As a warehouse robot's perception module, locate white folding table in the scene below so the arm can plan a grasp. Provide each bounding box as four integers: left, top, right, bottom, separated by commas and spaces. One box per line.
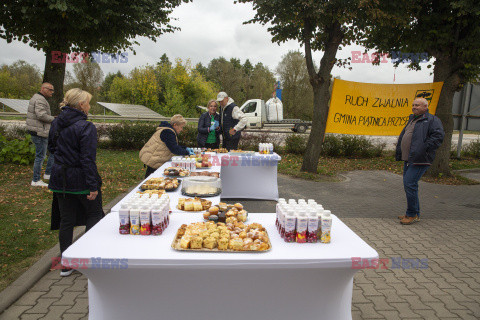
63, 212, 378, 320
219, 152, 281, 200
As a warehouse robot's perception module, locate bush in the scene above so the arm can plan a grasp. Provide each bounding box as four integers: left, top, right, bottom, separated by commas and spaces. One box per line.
104, 122, 156, 149
321, 135, 342, 157
319, 134, 384, 158
177, 123, 198, 148
463, 138, 480, 158
285, 134, 308, 155
0, 134, 35, 165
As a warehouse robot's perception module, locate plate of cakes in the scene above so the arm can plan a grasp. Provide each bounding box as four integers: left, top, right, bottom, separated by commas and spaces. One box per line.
140, 177, 181, 192
171, 218, 271, 252
202, 202, 248, 223
176, 197, 212, 211
163, 167, 190, 177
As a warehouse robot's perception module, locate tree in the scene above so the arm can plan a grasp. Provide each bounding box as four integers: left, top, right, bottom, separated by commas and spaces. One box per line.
73, 61, 104, 94
0, 60, 42, 99
99, 71, 124, 102
361, 0, 480, 176
0, 0, 188, 114
248, 62, 276, 100
239, 0, 367, 173
206, 57, 246, 102
276, 51, 314, 120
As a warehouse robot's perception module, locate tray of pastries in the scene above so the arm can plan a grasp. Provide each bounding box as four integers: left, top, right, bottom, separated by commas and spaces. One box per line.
189, 171, 220, 178
136, 189, 166, 197
140, 177, 181, 192
206, 148, 228, 153
164, 167, 190, 177
203, 202, 247, 223
177, 197, 212, 211
171, 219, 271, 252
228, 149, 255, 155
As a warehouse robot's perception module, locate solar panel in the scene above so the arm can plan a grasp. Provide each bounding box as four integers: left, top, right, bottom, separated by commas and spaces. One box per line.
0, 98, 30, 114
97, 102, 163, 118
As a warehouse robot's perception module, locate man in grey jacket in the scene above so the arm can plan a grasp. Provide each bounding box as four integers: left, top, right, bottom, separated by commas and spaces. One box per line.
26, 83, 55, 187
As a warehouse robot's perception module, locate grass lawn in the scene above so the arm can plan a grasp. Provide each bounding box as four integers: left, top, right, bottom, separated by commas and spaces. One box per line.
0, 148, 478, 292
278, 151, 480, 185
0, 149, 144, 292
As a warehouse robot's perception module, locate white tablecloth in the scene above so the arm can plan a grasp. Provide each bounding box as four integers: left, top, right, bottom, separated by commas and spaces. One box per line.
63, 212, 378, 320
220, 152, 281, 200
110, 162, 222, 212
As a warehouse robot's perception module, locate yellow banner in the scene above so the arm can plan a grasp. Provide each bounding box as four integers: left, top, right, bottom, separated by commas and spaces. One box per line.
325, 79, 444, 136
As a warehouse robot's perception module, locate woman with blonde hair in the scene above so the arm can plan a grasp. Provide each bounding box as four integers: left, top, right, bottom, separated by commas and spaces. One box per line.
197, 99, 221, 149
140, 114, 194, 178
48, 88, 104, 277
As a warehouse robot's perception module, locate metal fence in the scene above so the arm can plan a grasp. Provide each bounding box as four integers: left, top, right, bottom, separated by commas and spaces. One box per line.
453, 83, 480, 131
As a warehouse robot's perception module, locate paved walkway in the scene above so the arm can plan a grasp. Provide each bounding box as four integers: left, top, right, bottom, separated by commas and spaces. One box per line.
1, 171, 479, 319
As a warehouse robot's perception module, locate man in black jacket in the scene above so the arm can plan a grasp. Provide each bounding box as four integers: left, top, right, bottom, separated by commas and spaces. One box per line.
395, 98, 444, 225
216, 92, 247, 151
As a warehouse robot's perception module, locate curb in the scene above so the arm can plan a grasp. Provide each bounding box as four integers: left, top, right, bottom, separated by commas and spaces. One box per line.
0, 188, 133, 314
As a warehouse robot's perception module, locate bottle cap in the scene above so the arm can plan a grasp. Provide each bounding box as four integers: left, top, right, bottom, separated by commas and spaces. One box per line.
323, 210, 331, 217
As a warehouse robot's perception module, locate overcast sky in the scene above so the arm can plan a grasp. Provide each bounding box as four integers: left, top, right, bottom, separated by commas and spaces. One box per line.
0, 0, 434, 85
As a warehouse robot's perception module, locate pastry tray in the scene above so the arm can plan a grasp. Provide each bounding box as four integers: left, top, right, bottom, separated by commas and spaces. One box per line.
171, 228, 272, 253
140, 179, 181, 192
181, 188, 221, 198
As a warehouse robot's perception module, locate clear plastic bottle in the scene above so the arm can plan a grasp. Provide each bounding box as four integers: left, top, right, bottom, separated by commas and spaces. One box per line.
321, 210, 332, 244
296, 210, 308, 243
119, 204, 130, 234
139, 205, 151, 235
307, 210, 319, 243
151, 205, 163, 235
129, 205, 141, 235
284, 209, 297, 242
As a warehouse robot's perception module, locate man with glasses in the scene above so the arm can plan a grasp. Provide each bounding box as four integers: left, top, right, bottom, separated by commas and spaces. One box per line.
26, 82, 55, 187
395, 98, 444, 225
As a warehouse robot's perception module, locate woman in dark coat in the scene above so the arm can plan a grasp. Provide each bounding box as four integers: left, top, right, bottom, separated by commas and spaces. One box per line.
48, 88, 104, 277
197, 99, 221, 149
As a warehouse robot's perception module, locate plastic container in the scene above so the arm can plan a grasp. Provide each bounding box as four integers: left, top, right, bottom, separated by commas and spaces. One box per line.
321, 210, 332, 244
284, 210, 297, 242
307, 211, 319, 243
129, 206, 140, 235
118, 204, 130, 235
296, 211, 308, 243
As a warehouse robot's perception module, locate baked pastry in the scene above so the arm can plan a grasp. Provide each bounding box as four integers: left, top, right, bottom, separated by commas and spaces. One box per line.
180, 236, 191, 249
190, 236, 203, 249
218, 238, 229, 250
203, 237, 217, 249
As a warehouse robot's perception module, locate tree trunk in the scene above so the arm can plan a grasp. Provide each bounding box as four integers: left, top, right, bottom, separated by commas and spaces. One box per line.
427, 56, 461, 177
43, 48, 66, 115
301, 22, 343, 173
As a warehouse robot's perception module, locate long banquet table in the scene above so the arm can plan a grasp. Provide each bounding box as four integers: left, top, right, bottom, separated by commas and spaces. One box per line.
63, 211, 378, 320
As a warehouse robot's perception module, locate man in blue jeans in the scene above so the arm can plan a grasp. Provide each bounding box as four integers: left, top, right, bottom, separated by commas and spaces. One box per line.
26, 83, 55, 187
395, 97, 444, 225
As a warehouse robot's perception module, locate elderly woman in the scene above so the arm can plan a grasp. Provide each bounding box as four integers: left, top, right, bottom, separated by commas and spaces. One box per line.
48, 88, 104, 277
197, 99, 221, 149
140, 114, 194, 178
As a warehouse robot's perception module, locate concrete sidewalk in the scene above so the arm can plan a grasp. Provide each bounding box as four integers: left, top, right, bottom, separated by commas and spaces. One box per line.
1, 171, 479, 319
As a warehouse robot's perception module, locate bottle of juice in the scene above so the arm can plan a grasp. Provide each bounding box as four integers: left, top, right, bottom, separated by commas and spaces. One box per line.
296, 210, 308, 243
151, 205, 163, 235
130, 206, 141, 235
321, 210, 332, 244
306, 210, 319, 243
118, 204, 130, 235
284, 210, 297, 242
140, 205, 151, 235
316, 205, 324, 240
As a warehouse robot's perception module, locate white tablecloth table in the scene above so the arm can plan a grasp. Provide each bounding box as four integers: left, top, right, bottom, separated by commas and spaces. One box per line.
63, 212, 378, 320
110, 162, 222, 212
219, 152, 281, 200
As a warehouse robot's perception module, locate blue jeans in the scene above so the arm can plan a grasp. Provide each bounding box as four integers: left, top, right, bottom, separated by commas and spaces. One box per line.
31, 135, 54, 182
403, 162, 429, 217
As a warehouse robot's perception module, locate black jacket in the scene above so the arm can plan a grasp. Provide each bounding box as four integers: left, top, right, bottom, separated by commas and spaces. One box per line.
221, 102, 241, 141
395, 111, 445, 165
197, 111, 221, 147
48, 106, 102, 192
158, 121, 189, 155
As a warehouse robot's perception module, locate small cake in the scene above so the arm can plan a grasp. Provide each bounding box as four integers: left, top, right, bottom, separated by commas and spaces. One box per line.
190, 236, 203, 249
203, 237, 218, 249
180, 236, 191, 249
218, 237, 229, 250
209, 206, 219, 215
229, 238, 244, 251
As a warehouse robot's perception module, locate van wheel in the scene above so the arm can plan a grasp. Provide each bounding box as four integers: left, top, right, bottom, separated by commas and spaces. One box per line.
296, 124, 307, 133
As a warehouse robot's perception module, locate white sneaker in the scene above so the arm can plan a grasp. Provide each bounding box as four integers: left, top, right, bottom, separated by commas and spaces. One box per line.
43, 174, 50, 180
60, 268, 74, 277
31, 180, 48, 187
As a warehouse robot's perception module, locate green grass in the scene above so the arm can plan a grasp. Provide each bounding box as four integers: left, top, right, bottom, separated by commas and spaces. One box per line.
0, 149, 144, 291
278, 151, 480, 185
